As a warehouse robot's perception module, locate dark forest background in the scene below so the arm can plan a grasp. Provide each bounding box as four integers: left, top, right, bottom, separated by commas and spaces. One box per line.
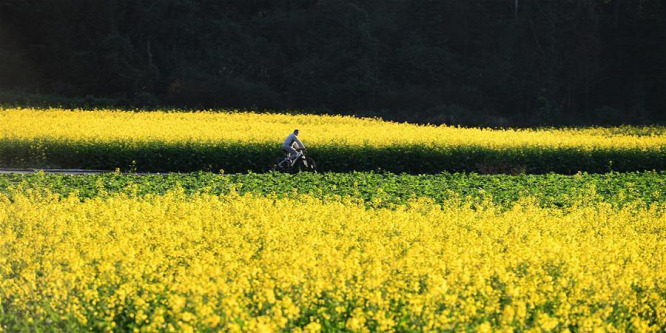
1, 0, 665, 126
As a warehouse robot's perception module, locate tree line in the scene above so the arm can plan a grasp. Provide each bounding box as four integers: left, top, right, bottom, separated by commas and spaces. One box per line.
1, 0, 665, 125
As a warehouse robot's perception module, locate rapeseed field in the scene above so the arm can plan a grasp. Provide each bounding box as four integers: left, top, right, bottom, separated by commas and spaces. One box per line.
1, 108, 666, 173
1, 188, 664, 332
1, 109, 665, 332
2, 108, 665, 149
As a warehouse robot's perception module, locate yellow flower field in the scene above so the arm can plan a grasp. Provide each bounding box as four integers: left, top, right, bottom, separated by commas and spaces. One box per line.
1, 188, 664, 332
2, 107, 665, 173
2, 108, 666, 150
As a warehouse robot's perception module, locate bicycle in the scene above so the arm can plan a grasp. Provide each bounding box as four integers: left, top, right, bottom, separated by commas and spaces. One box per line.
273, 148, 317, 173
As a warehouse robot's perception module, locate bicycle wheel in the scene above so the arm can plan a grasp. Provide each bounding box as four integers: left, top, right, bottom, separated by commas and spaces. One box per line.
298, 157, 317, 172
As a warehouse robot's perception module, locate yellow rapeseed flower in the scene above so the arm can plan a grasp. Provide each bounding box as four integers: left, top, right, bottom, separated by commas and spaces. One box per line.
1, 108, 664, 150
0, 189, 664, 331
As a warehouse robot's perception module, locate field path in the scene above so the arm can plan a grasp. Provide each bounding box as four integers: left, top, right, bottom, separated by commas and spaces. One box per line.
0, 168, 157, 175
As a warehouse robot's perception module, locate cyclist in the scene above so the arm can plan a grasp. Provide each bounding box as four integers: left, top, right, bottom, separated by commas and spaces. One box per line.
281, 129, 306, 165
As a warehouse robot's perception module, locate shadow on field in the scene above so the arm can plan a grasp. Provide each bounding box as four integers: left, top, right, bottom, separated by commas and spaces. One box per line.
1, 139, 665, 174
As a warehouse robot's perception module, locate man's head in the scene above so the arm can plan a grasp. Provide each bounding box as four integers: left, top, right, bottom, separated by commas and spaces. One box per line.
294, 129, 299, 136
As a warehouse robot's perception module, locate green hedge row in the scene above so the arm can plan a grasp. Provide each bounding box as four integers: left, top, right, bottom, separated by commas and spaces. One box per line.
1, 138, 664, 174
2, 171, 664, 209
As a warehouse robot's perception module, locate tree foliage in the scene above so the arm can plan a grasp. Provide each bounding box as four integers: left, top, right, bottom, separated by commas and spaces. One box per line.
1, 0, 665, 125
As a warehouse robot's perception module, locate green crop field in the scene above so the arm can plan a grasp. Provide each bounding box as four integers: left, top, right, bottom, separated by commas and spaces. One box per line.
1, 171, 664, 209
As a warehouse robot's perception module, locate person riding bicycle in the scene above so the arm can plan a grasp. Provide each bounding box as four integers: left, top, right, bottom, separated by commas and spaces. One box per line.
282, 129, 306, 165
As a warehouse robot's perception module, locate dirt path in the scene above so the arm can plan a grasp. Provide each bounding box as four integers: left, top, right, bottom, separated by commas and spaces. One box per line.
0, 168, 157, 175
